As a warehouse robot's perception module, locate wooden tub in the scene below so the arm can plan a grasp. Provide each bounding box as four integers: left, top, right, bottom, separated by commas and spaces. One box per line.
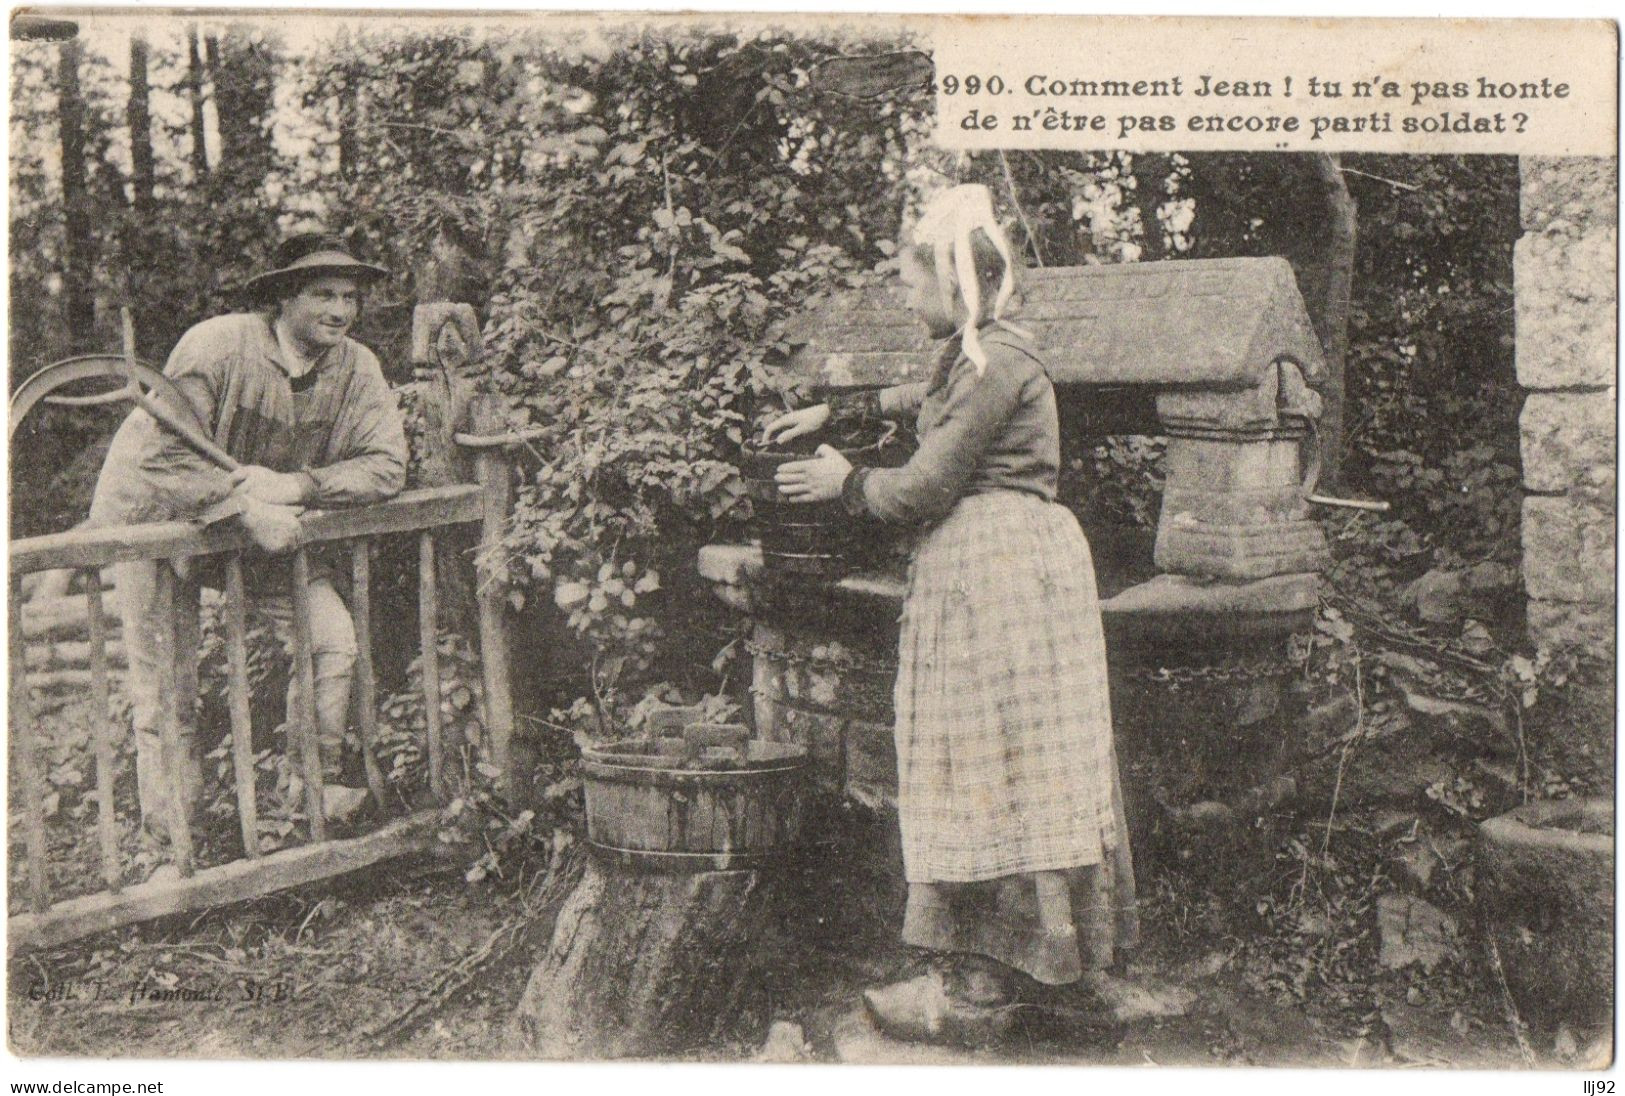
581, 738, 809, 871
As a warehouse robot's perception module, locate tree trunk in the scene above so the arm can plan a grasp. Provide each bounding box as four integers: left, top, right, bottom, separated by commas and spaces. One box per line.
508, 859, 777, 1058
337, 67, 358, 182
206, 30, 276, 179
123, 34, 156, 322
56, 37, 94, 352
185, 25, 209, 181
1128, 152, 1172, 262
126, 35, 154, 214
1309, 153, 1356, 491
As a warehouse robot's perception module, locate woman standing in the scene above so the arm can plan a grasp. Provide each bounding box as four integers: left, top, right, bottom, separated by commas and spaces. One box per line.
767, 185, 1137, 1045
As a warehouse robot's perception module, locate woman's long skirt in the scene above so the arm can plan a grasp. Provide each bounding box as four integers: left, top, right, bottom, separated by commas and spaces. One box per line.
894, 490, 1138, 984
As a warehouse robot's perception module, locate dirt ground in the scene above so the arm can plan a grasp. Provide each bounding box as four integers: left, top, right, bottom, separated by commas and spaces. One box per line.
6, 834, 1585, 1069
6, 700, 1602, 1069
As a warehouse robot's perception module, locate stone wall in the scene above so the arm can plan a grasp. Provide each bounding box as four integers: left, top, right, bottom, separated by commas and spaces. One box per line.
1516, 157, 1617, 652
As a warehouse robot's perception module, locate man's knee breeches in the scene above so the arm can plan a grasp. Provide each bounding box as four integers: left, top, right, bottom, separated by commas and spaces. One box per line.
115, 560, 359, 824
258, 579, 357, 777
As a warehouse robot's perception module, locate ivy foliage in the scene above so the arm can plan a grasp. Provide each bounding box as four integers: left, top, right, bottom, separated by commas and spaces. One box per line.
332, 28, 931, 726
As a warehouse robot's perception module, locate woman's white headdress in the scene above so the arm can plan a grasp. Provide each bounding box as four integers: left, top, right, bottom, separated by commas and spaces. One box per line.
911, 183, 1021, 375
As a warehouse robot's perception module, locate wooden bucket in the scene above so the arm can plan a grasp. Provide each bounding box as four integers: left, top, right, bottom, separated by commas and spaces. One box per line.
580, 737, 809, 871
738, 420, 909, 576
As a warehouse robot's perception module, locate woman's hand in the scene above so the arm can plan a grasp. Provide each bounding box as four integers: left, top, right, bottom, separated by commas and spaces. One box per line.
776, 444, 852, 503
760, 404, 830, 446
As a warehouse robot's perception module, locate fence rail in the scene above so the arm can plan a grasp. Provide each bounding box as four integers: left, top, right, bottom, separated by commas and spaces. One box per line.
8, 482, 515, 952
11, 485, 483, 572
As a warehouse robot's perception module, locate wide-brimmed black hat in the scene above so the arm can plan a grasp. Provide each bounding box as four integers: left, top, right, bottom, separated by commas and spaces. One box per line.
241, 232, 389, 302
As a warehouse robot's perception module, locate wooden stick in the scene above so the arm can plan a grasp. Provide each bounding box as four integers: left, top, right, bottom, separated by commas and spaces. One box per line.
419, 532, 445, 798
122, 305, 240, 472
11, 575, 52, 911
25, 638, 128, 671
127, 384, 240, 471
1308, 493, 1390, 513
475, 441, 517, 801
24, 669, 127, 692
290, 550, 327, 842
9, 809, 446, 954
85, 572, 121, 891
451, 425, 549, 448
350, 541, 386, 809
225, 555, 261, 858
173, 569, 202, 843
154, 561, 195, 876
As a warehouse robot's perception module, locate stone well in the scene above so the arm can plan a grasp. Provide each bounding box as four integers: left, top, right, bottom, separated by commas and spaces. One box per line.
704, 257, 1338, 859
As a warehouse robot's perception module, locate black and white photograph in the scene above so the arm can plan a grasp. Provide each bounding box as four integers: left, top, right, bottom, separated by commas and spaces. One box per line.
3, 7, 1616, 1082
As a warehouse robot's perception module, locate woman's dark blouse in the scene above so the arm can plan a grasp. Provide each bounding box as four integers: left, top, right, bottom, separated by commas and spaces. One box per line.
836, 326, 1059, 526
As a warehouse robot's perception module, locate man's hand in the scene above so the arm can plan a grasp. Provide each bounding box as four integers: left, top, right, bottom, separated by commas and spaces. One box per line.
238, 497, 304, 554
231, 465, 312, 505
775, 444, 852, 503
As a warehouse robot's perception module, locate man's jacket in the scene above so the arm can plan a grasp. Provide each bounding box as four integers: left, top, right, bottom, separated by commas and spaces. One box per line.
89, 313, 408, 530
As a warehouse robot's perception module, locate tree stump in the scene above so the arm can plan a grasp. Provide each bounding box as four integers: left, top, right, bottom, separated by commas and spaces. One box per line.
508, 858, 777, 1059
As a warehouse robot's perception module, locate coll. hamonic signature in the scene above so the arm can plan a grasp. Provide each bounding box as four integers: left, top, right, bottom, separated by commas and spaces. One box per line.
25, 980, 295, 1005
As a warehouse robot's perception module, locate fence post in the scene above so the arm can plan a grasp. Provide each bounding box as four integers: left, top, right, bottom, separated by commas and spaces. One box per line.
409, 301, 484, 642
472, 392, 519, 804
11, 575, 51, 910
350, 541, 387, 809
418, 532, 446, 798
290, 550, 326, 842
411, 299, 525, 804
224, 555, 261, 858
85, 572, 121, 888
154, 560, 195, 875
172, 568, 202, 825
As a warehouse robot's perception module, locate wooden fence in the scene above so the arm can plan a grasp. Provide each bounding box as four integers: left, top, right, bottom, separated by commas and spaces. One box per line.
8, 469, 519, 952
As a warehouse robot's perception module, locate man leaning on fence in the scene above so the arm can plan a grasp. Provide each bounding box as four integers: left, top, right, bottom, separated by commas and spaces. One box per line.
88, 232, 409, 846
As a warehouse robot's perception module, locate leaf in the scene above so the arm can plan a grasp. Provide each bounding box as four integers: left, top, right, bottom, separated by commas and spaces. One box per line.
554, 581, 590, 610
1315, 616, 1355, 644
1459, 620, 1493, 655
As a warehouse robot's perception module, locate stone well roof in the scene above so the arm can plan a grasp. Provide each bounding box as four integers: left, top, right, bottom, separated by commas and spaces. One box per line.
789, 256, 1326, 393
